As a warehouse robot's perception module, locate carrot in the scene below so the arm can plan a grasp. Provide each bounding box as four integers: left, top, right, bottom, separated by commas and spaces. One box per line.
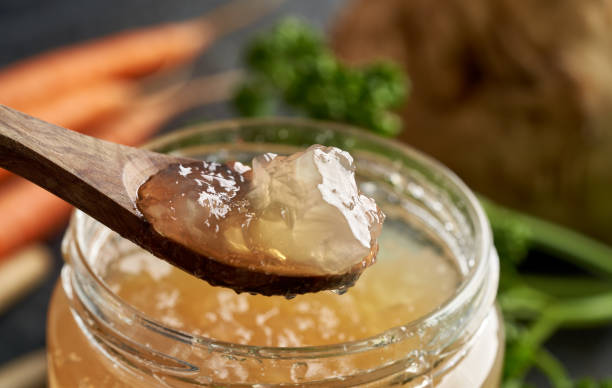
0, 179, 73, 259
87, 69, 243, 143
0, 0, 282, 111
0, 20, 209, 111
0, 70, 241, 259
0, 79, 138, 184
21, 78, 137, 129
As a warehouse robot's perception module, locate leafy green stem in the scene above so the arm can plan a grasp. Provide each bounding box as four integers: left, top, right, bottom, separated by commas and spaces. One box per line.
533, 349, 573, 388
481, 197, 612, 277
521, 275, 612, 298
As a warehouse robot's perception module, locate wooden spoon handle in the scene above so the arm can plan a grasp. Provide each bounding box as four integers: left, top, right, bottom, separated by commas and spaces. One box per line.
0, 104, 130, 201
0, 104, 163, 238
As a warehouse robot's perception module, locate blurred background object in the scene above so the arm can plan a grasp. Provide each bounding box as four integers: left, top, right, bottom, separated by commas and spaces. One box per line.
332, 0, 612, 245
0, 349, 46, 388
0, 246, 51, 316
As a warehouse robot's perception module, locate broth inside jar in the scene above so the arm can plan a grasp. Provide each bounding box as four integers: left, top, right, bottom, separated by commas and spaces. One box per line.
100, 206, 461, 347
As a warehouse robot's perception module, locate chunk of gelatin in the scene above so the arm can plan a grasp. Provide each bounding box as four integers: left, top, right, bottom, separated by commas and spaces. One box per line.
137, 145, 384, 277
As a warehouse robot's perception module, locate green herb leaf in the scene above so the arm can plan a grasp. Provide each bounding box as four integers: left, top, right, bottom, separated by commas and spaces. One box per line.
234, 18, 408, 136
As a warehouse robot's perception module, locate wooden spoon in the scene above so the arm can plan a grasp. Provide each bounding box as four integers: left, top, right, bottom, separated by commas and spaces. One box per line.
0, 105, 364, 296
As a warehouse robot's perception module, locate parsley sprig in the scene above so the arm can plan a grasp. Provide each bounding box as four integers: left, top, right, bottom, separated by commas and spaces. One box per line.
233, 18, 407, 136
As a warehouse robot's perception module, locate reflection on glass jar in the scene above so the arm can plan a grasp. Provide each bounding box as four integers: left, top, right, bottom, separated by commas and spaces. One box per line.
47, 119, 503, 387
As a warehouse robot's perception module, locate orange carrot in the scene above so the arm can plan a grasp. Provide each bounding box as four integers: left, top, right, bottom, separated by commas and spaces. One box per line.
0, 0, 281, 111
0, 20, 209, 111
0, 79, 138, 184
89, 69, 243, 143
0, 70, 241, 259
0, 179, 73, 259
21, 79, 137, 129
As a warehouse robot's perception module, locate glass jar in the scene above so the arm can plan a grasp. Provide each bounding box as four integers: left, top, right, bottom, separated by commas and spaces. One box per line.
47, 118, 503, 387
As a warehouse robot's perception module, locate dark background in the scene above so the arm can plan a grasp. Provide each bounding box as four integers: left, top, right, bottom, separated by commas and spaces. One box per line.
0, 0, 610, 386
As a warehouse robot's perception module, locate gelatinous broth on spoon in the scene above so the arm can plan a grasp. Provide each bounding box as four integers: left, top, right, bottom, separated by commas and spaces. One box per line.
136, 145, 385, 287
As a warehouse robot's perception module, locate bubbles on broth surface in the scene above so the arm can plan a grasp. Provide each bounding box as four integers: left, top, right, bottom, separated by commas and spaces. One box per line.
103, 215, 460, 347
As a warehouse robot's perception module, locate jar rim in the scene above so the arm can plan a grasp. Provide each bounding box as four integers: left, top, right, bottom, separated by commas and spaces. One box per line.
66, 117, 494, 359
